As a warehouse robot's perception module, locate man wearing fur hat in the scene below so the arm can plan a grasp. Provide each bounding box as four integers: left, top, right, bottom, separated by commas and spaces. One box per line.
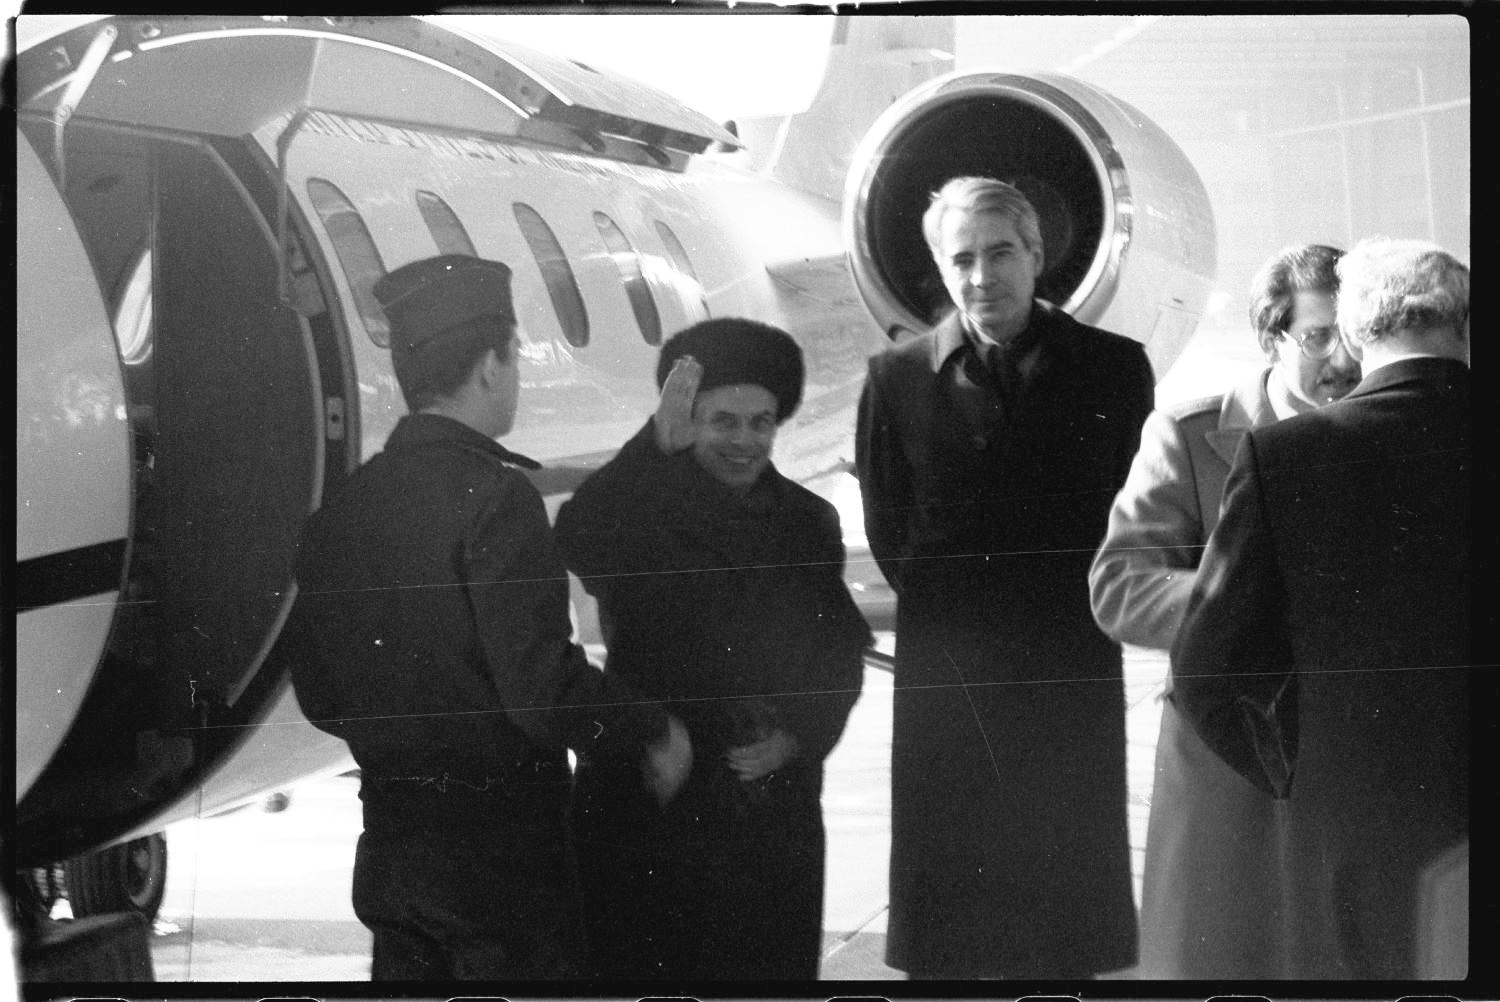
856, 177, 1154, 978
274, 255, 692, 980
555, 318, 871, 980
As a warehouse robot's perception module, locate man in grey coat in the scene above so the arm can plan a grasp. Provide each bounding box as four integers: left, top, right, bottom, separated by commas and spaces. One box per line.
1089, 244, 1358, 978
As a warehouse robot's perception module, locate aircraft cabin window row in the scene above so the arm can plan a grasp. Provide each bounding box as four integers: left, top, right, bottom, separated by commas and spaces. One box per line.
307, 180, 709, 352
513, 202, 591, 348
307, 178, 391, 347
655, 221, 711, 321
594, 211, 663, 346
415, 191, 478, 258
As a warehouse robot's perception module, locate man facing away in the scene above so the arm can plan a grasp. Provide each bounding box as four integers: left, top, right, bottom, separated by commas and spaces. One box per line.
1088, 244, 1359, 978
856, 176, 1154, 978
272, 255, 691, 980
1172, 238, 1470, 979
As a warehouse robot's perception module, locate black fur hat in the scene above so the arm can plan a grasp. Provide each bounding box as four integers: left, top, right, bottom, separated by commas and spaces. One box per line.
655, 318, 805, 423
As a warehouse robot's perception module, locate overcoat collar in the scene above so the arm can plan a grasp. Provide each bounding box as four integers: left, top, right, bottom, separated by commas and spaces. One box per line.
929, 310, 971, 367
1205, 368, 1276, 464
385, 412, 541, 469
1344, 355, 1468, 399
928, 301, 1083, 374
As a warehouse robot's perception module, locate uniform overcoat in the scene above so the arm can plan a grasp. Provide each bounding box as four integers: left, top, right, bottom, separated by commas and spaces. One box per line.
278, 413, 668, 979
1173, 357, 1470, 979
1089, 369, 1288, 978
856, 302, 1154, 977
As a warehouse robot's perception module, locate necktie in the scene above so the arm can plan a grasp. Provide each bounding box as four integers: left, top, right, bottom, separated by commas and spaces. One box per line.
985, 342, 1026, 413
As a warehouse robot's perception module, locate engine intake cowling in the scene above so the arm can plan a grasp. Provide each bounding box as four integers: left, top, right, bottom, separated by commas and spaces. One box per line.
843, 70, 1216, 377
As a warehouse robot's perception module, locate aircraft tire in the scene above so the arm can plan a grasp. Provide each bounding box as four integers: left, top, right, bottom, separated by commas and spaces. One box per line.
66, 833, 168, 920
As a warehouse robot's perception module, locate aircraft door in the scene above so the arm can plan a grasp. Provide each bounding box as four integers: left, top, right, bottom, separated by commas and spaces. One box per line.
15, 128, 133, 802
145, 138, 322, 717
14, 120, 328, 862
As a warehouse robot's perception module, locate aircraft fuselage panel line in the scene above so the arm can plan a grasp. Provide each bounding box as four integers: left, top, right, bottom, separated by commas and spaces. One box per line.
15, 539, 130, 612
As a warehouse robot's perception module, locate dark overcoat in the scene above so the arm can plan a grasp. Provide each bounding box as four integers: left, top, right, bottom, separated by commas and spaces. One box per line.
856, 303, 1154, 977
554, 423, 871, 981
1173, 357, 1471, 979
277, 413, 668, 979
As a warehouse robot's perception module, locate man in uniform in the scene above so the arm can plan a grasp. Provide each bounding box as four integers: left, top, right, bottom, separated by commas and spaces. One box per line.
273, 255, 691, 980
856, 177, 1153, 978
1088, 244, 1358, 978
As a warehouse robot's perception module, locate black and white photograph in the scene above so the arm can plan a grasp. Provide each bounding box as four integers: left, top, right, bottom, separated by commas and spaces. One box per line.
11, 7, 1477, 996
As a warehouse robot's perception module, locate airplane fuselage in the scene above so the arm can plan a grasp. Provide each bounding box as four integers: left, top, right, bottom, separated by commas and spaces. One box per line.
14, 17, 884, 864
15, 14, 1214, 881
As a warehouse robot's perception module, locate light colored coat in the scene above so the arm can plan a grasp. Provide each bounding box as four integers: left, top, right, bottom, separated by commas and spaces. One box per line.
1089, 369, 1287, 979
1090, 369, 1276, 650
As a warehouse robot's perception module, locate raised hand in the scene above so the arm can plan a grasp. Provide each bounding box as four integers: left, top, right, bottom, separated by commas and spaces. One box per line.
653, 355, 703, 453
643, 715, 693, 805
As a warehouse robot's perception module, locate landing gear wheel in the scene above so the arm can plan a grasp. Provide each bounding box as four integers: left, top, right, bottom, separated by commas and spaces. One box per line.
66, 832, 168, 920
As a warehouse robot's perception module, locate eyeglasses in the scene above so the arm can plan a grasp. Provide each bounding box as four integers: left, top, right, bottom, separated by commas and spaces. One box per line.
1277, 325, 1342, 360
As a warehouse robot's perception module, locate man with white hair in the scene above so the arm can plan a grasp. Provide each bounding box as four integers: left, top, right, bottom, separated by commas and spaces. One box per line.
1171, 237, 1470, 979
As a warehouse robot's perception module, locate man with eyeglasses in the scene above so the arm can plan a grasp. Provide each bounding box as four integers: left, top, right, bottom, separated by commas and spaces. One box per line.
1088, 243, 1355, 978
1171, 237, 1469, 979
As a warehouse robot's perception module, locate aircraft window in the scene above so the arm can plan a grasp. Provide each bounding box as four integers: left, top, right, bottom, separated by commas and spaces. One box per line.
653, 221, 711, 319
415, 190, 477, 257
593, 212, 663, 346
113, 247, 154, 365
306, 178, 391, 347
514, 202, 589, 347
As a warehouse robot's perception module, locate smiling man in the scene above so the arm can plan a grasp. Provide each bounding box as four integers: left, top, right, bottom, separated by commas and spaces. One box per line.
855, 176, 1155, 979
686, 381, 779, 490
555, 317, 870, 980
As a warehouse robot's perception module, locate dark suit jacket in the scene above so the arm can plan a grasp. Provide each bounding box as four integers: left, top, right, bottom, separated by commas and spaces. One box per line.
1172, 355, 1470, 978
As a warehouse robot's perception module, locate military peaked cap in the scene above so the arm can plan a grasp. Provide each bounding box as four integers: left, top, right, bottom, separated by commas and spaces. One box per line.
373, 255, 515, 354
